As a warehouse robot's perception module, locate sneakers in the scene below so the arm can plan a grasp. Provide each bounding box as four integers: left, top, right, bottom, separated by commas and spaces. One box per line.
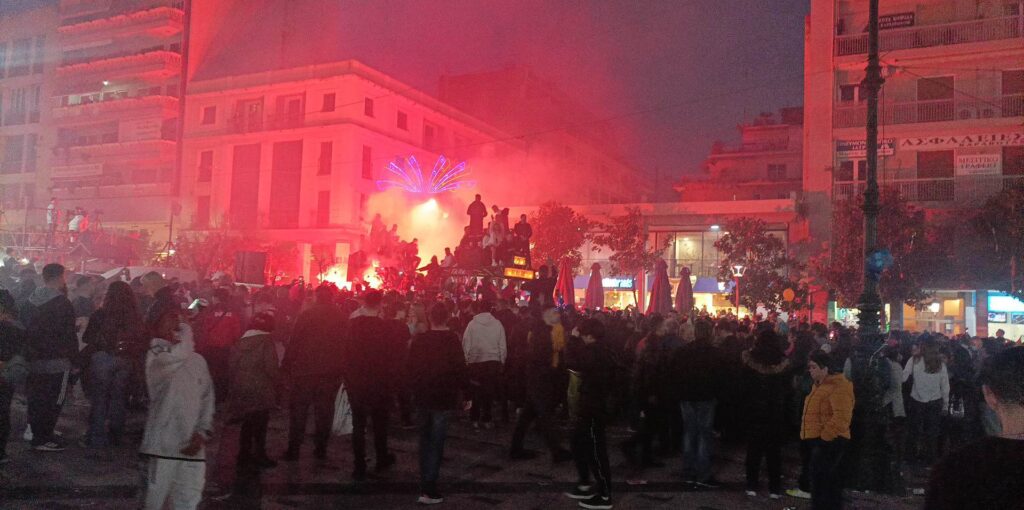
565, 484, 594, 499
578, 495, 613, 509
417, 493, 444, 505
745, 490, 757, 497
34, 441, 67, 452
786, 488, 812, 499
769, 493, 782, 500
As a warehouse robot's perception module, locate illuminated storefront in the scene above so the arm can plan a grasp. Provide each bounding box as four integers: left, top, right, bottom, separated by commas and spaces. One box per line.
987, 292, 1024, 341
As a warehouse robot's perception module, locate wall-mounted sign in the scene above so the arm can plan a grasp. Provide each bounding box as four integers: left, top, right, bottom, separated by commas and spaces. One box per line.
900, 132, 1024, 149
879, 12, 915, 30
504, 267, 536, 280
956, 153, 1001, 176
602, 277, 635, 289
836, 138, 895, 158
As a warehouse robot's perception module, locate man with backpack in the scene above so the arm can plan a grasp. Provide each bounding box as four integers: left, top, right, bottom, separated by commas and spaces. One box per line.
20, 263, 77, 452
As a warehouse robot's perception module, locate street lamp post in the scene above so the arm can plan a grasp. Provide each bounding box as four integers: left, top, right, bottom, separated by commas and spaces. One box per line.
732, 263, 746, 316
857, 0, 884, 335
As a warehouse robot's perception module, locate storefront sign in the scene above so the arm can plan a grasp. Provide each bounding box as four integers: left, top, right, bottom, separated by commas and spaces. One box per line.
512, 255, 527, 267
602, 277, 634, 289
900, 132, 1024, 149
989, 294, 1024, 313
120, 117, 163, 141
836, 138, 895, 158
503, 267, 536, 280
879, 12, 914, 30
956, 153, 1001, 176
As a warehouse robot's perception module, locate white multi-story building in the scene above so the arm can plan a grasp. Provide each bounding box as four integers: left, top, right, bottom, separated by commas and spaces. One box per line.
804, 0, 1024, 334
181, 59, 521, 280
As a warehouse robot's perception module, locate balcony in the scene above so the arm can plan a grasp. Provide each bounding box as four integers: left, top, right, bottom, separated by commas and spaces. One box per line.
833, 174, 1024, 204
52, 94, 178, 120
709, 139, 797, 155
59, 6, 184, 38
835, 15, 1022, 56
57, 50, 181, 81
50, 163, 104, 179
834, 94, 1024, 128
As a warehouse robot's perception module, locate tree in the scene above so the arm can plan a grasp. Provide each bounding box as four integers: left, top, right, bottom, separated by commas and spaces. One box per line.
714, 217, 799, 311
529, 201, 592, 273
592, 207, 670, 303
811, 190, 933, 309
954, 185, 1024, 301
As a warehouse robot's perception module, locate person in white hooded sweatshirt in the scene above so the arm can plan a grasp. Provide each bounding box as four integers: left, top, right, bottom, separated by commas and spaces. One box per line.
462, 301, 506, 429
140, 298, 214, 510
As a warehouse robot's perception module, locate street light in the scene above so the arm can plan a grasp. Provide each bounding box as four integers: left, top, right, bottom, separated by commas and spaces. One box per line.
732, 264, 746, 316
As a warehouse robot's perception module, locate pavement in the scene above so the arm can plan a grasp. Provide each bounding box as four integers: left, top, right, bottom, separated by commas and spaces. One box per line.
1, 387, 926, 509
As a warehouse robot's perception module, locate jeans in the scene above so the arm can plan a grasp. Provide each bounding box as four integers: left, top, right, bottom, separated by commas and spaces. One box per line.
287, 375, 338, 456
27, 370, 70, 447
680, 400, 716, 482
0, 382, 13, 455
468, 361, 501, 424
810, 438, 848, 510
572, 416, 611, 498
351, 394, 390, 472
238, 410, 270, 465
745, 425, 782, 493
417, 409, 450, 494
86, 351, 130, 447
906, 398, 942, 464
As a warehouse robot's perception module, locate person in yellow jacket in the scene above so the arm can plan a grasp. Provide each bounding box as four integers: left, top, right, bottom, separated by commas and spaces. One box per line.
800, 350, 854, 510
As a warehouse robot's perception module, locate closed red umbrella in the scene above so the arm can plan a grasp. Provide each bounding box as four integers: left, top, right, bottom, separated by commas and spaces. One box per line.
554, 257, 576, 309
645, 258, 672, 315
584, 263, 604, 310
675, 266, 695, 314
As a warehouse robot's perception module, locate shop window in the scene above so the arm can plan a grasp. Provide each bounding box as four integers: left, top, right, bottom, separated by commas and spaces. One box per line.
1004, 146, 1024, 176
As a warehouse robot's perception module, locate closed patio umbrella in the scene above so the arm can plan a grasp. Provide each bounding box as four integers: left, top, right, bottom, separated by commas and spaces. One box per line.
675, 266, 695, 314
645, 258, 672, 315
584, 263, 604, 310
553, 257, 576, 309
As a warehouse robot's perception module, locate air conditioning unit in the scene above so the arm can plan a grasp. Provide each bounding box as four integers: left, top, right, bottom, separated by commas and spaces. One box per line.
957, 107, 977, 120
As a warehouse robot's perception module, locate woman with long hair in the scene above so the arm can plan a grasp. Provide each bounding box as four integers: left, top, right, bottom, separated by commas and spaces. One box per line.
81, 281, 146, 447
741, 329, 791, 499
902, 336, 950, 465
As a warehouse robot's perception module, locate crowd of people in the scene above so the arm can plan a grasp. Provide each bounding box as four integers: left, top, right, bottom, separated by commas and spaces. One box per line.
0, 257, 1022, 509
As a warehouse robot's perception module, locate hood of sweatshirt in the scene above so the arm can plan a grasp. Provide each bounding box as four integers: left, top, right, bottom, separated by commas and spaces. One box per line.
28, 286, 63, 307
236, 330, 271, 351
470, 312, 500, 328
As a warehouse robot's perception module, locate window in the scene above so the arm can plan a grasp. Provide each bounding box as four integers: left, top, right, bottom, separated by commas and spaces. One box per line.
316, 190, 331, 226
8, 39, 30, 77
423, 122, 436, 149
32, 36, 44, 74
358, 193, 367, 221
917, 76, 954, 122
917, 150, 954, 178
321, 93, 336, 112
767, 164, 787, 181
836, 160, 866, 181
839, 84, 861, 103
361, 145, 373, 179
24, 134, 36, 172
397, 111, 408, 130
364, 97, 374, 117
201, 106, 217, 125
1003, 70, 1024, 117
318, 142, 332, 175
0, 43, 6, 78
195, 196, 210, 228
1004, 146, 1024, 176
2, 135, 24, 174
28, 85, 40, 123
6, 88, 26, 125
197, 150, 213, 182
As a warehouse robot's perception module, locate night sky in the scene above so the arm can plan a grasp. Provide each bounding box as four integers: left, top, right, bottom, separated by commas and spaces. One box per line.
3, 0, 810, 197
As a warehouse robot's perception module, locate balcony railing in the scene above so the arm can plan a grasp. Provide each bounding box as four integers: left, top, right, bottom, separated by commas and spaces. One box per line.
833, 174, 1024, 203
834, 94, 1024, 128
710, 139, 796, 155
836, 15, 1022, 56
52, 94, 178, 120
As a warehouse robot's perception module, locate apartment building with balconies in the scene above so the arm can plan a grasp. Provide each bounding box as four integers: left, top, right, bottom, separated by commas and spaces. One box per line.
47, 0, 184, 233
804, 0, 1024, 333
181, 59, 522, 280
0, 3, 58, 228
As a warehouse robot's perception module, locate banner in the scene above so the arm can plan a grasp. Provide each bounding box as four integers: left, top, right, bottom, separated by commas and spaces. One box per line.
879, 12, 915, 30
900, 132, 1024, 149
956, 153, 1001, 176
836, 138, 895, 158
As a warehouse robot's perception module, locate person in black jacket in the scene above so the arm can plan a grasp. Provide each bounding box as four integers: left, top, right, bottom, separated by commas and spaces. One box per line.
740, 330, 791, 498
674, 318, 726, 487
344, 290, 404, 480
0, 289, 27, 462
406, 302, 467, 505
20, 263, 76, 452
281, 285, 346, 461
80, 281, 146, 448
563, 318, 616, 510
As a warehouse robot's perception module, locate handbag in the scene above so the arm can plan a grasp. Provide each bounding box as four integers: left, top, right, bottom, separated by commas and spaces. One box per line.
948, 395, 965, 420
332, 383, 353, 436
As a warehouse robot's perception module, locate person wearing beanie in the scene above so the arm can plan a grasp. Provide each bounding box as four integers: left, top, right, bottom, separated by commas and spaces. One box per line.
139, 298, 214, 510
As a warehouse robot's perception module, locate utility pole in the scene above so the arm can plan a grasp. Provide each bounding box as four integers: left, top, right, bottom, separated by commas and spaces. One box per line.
857, 0, 884, 335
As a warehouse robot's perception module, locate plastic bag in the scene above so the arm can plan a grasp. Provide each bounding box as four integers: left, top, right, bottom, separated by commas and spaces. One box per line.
332, 383, 353, 436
